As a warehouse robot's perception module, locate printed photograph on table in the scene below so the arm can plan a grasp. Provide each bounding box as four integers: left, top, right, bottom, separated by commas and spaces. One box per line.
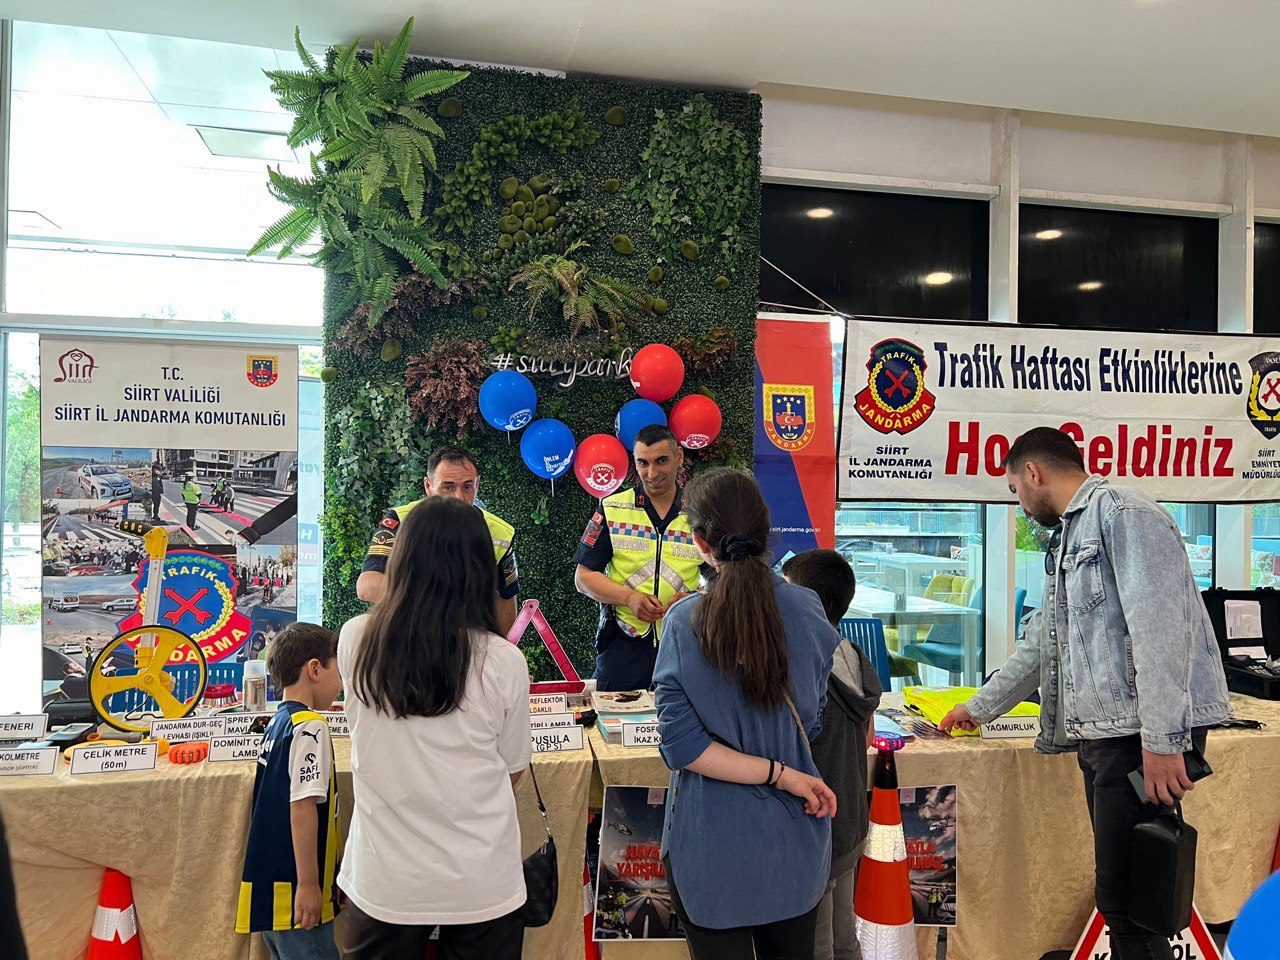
900, 784, 958, 927
594, 785, 684, 941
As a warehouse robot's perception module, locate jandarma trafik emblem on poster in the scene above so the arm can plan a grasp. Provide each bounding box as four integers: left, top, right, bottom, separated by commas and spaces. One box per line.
854, 338, 937, 436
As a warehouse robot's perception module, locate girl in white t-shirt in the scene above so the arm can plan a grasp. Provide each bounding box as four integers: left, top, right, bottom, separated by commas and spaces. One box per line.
335, 496, 531, 960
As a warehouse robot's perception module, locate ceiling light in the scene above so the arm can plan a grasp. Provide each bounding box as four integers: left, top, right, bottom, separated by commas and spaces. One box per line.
1078, 281, 1103, 292
806, 207, 835, 219
8, 209, 60, 233
924, 272, 953, 286
1035, 229, 1063, 240
194, 126, 297, 162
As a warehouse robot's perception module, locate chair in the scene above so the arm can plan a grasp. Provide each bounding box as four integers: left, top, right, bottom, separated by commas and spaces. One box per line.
837, 618, 891, 690
902, 586, 985, 685
1014, 587, 1027, 628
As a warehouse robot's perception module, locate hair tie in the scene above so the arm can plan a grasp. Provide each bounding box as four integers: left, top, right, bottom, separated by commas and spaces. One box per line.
717, 533, 763, 562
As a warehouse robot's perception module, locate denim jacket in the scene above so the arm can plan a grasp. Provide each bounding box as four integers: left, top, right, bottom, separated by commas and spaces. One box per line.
969, 475, 1231, 755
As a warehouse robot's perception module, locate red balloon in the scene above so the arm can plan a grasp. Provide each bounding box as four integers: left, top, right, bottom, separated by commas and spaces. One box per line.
670, 394, 722, 449
574, 433, 630, 497
629, 344, 685, 402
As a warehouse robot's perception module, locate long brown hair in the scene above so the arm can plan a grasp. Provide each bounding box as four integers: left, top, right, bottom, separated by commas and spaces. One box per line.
352, 496, 500, 717
683, 468, 787, 709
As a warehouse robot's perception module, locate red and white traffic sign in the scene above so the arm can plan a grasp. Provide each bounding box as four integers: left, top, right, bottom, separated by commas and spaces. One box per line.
1070, 906, 1221, 960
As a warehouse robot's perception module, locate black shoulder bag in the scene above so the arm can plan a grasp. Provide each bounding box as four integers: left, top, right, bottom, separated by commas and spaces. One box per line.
1127, 800, 1197, 937
519, 764, 558, 927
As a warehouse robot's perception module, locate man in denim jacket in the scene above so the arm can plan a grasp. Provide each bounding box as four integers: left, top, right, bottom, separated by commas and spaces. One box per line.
941, 427, 1231, 960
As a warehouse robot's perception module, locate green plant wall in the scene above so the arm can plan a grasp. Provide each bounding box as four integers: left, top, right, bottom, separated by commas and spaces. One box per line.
317, 50, 761, 679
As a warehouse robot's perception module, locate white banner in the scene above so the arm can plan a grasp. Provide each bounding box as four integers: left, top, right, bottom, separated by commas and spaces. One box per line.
838, 318, 1280, 502
41, 337, 297, 449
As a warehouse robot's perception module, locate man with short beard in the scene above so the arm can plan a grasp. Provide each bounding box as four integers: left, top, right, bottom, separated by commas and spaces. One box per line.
941, 427, 1230, 960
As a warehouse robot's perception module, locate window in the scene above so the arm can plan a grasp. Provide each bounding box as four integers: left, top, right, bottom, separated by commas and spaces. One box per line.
1019, 204, 1218, 332
7, 22, 322, 326
769, 185, 992, 685
761, 184, 989, 320
1255, 222, 1280, 334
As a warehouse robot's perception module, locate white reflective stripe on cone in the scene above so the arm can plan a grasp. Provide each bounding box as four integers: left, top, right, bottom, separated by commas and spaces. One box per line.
92, 904, 138, 943
855, 917, 918, 960
864, 819, 908, 864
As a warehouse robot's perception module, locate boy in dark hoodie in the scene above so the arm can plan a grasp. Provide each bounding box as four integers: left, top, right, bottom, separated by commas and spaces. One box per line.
782, 549, 883, 960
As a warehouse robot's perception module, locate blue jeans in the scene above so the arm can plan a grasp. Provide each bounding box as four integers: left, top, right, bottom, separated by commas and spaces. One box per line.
262, 922, 338, 960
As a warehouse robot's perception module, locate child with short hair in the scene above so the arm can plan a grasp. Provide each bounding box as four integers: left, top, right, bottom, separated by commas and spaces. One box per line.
781, 550, 883, 960
236, 622, 343, 960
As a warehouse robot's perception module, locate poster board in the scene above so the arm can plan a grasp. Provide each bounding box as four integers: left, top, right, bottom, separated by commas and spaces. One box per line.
593, 786, 684, 941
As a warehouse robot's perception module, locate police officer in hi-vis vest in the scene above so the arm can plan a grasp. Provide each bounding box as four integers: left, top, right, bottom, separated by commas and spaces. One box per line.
574, 425, 702, 691
356, 445, 520, 633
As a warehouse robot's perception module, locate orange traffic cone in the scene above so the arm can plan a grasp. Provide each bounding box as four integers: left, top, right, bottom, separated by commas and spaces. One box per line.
86, 868, 142, 960
854, 733, 918, 960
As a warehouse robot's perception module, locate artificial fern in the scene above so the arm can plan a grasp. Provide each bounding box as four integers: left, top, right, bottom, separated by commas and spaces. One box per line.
248, 17, 467, 324
509, 241, 652, 339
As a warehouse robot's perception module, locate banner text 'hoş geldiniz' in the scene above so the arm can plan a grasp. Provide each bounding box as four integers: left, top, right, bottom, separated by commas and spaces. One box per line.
837, 317, 1280, 503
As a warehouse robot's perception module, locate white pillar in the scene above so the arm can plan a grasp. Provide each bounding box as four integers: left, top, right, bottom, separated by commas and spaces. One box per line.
1217, 133, 1254, 589
982, 110, 1021, 674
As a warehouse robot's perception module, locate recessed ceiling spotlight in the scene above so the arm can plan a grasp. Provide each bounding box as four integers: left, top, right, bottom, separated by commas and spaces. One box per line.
1078, 281, 1103, 292
924, 272, 954, 286
806, 207, 835, 219
1035, 229, 1063, 240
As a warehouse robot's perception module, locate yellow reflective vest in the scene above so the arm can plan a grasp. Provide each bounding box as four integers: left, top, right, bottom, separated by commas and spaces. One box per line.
601, 488, 702, 638
391, 499, 514, 566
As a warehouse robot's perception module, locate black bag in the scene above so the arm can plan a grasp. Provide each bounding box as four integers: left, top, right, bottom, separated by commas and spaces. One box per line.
1127, 801, 1197, 937
518, 765, 558, 927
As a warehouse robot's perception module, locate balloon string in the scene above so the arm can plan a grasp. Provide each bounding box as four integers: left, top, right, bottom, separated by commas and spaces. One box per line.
551, 478, 556, 497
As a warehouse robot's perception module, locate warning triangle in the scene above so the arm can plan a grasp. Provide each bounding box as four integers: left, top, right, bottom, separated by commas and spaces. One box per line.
1069, 905, 1220, 960
506, 599, 585, 695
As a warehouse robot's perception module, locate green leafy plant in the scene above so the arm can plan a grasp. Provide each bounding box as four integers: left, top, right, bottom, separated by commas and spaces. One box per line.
434, 106, 600, 237
509, 241, 652, 338
671, 326, 739, 373
632, 94, 751, 271
403, 336, 491, 438
529, 499, 550, 529
248, 19, 469, 323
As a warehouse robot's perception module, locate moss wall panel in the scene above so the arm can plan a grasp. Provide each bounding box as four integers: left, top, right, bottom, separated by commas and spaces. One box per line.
318, 54, 761, 678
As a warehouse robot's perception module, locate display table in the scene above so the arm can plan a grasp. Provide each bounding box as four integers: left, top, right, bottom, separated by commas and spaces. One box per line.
590, 693, 1280, 960
1, 737, 594, 960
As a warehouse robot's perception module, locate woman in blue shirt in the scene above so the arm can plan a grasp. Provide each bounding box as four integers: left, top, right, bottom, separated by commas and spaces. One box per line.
654, 468, 840, 960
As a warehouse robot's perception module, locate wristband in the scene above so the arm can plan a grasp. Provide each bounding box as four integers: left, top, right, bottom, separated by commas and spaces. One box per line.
764, 759, 775, 786
773, 761, 786, 787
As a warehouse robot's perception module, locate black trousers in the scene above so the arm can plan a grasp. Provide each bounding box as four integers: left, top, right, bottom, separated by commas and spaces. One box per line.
185, 502, 199, 529
0, 812, 28, 960
337, 900, 523, 960
666, 856, 818, 960
1076, 728, 1208, 960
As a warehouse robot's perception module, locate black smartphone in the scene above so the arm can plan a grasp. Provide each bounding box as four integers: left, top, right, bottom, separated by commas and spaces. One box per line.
1127, 744, 1213, 806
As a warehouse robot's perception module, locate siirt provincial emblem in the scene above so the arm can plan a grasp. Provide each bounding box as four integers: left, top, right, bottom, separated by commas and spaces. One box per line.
1247, 351, 1280, 440
246, 355, 279, 388
763, 384, 816, 451
854, 339, 937, 435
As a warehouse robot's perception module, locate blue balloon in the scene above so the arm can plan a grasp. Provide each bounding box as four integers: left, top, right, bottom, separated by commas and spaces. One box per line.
615, 399, 667, 449
520, 419, 576, 480
1227, 870, 1280, 959
479, 371, 537, 432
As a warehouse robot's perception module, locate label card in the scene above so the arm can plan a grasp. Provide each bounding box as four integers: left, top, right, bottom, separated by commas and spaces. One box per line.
207, 736, 262, 763
319, 712, 350, 738
530, 712, 577, 730
622, 722, 661, 748
531, 726, 585, 753
223, 712, 275, 736
69, 742, 158, 776
529, 694, 568, 715
980, 716, 1039, 739
0, 747, 58, 777
150, 716, 228, 742
0, 715, 48, 741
